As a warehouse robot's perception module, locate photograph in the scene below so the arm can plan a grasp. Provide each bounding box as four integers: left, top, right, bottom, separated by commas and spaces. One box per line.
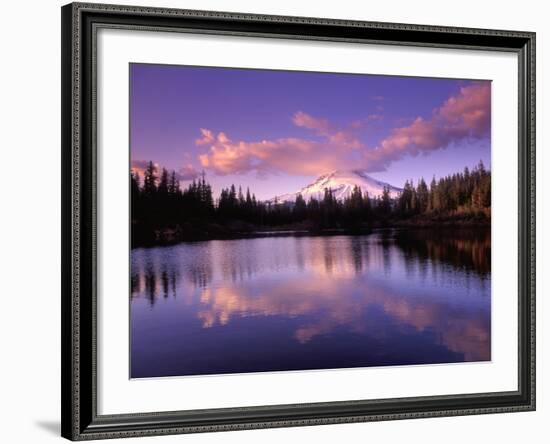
129, 64, 492, 379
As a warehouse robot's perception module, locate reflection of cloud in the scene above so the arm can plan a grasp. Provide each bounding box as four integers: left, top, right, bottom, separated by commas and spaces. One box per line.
195, 274, 490, 361
131, 232, 491, 362
196, 82, 490, 176
379, 295, 490, 361
197, 278, 344, 329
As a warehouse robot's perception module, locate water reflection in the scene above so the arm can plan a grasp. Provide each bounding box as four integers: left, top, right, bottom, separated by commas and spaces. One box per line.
394, 229, 491, 276
131, 229, 491, 378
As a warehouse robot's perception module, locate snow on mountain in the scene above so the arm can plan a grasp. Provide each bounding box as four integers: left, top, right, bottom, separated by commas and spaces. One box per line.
268, 170, 402, 204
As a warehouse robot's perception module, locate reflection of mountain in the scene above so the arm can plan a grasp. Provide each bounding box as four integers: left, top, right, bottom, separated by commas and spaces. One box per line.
269, 170, 402, 203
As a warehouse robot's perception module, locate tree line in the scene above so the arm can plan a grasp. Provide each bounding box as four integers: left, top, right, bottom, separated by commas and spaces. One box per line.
131, 160, 490, 245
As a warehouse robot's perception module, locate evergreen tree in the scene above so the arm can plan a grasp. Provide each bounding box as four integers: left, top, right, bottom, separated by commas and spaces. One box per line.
131, 159, 490, 246
294, 193, 307, 220
416, 178, 429, 213
131, 171, 140, 197
168, 170, 180, 195
363, 192, 372, 220
143, 161, 157, 196
380, 185, 391, 216
158, 168, 169, 195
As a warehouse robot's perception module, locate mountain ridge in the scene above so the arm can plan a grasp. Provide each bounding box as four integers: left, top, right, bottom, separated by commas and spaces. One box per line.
268, 170, 402, 204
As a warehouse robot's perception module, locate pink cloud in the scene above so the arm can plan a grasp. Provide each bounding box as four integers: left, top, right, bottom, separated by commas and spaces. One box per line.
177, 164, 200, 181
292, 111, 332, 135
365, 82, 491, 171
195, 82, 490, 176
438, 82, 491, 136
130, 160, 160, 178
197, 112, 367, 176
195, 128, 215, 145
131, 159, 199, 182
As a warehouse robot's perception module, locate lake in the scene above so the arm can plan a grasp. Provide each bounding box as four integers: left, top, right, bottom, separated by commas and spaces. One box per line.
130, 229, 491, 378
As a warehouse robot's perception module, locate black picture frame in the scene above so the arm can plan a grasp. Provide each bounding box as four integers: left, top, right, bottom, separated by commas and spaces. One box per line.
61, 2, 536, 440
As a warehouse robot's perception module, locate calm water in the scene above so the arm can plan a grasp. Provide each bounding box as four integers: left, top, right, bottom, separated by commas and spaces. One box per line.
130, 229, 491, 378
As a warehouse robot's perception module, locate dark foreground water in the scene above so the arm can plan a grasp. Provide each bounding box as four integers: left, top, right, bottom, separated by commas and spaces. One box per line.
130, 229, 491, 378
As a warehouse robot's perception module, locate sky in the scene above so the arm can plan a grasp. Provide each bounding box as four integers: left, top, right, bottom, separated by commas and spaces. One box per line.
130, 63, 491, 201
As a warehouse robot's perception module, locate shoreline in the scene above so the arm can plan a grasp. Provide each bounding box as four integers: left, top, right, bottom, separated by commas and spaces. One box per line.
131, 219, 490, 249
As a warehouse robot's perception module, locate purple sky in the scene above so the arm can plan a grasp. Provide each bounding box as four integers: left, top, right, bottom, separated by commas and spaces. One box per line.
130, 63, 491, 200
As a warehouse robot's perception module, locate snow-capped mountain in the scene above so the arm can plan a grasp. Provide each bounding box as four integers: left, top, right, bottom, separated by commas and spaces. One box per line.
268, 170, 402, 204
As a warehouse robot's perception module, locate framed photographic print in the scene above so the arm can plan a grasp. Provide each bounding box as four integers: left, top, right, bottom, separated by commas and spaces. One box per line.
61, 2, 536, 440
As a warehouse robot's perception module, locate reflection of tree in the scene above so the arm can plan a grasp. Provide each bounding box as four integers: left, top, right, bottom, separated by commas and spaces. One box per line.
185, 263, 213, 289
201, 240, 263, 284
161, 271, 169, 298
294, 237, 306, 271
322, 237, 334, 274
130, 274, 139, 301
219, 255, 259, 284
380, 231, 393, 275
393, 229, 491, 276
131, 261, 180, 306
145, 271, 156, 306
348, 237, 364, 274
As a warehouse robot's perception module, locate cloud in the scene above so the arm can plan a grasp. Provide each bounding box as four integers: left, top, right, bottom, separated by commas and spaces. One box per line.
292, 111, 332, 135
130, 160, 160, 178
131, 159, 199, 182
197, 112, 367, 176
439, 82, 490, 135
178, 164, 200, 181
195, 82, 490, 176
365, 82, 490, 171
195, 128, 215, 145
292, 111, 371, 148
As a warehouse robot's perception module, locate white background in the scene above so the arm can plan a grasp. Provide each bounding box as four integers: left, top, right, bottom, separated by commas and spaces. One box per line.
0, 0, 546, 443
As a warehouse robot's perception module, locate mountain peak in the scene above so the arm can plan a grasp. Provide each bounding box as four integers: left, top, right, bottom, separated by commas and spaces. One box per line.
268, 170, 402, 204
